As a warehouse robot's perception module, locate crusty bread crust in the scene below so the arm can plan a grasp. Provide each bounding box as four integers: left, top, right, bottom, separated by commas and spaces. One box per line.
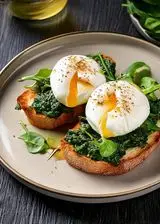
17, 90, 85, 129
61, 123, 160, 175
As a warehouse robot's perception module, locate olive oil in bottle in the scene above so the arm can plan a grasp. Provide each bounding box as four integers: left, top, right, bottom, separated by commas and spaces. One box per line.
10, 0, 68, 20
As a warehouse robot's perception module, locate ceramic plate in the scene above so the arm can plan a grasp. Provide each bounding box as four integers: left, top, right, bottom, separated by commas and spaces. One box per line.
0, 32, 160, 203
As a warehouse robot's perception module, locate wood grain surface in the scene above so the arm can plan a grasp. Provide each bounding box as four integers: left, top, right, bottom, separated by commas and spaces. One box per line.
0, 0, 160, 223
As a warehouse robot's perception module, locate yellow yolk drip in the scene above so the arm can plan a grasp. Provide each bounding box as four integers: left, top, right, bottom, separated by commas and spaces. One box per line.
99, 94, 117, 138
66, 72, 78, 107
67, 73, 94, 107
54, 150, 65, 160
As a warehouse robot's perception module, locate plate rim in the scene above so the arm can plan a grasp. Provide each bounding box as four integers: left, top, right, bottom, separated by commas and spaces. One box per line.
0, 31, 160, 199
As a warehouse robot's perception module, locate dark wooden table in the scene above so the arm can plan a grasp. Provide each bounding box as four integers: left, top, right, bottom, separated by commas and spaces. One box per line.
0, 1, 160, 223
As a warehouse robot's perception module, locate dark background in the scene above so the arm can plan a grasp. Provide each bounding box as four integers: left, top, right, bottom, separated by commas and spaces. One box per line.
0, 0, 160, 223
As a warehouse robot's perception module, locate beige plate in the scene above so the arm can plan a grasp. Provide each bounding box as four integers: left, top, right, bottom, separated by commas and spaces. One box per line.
0, 32, 160, 203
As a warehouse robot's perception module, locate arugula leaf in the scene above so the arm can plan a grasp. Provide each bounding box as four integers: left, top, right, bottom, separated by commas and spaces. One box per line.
99, 138, 118, 158
120, 61, 151, 85
140, 77, 160, 99
18, 69, 52, 93
19, 121, 50, 154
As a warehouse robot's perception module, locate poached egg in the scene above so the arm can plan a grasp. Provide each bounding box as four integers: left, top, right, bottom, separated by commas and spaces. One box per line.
50, 55, 106, 107
86, 80, 150, 137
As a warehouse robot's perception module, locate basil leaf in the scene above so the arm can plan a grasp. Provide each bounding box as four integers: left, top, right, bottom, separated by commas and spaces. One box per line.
99, 138, 118, 158
19, 121, 50, 154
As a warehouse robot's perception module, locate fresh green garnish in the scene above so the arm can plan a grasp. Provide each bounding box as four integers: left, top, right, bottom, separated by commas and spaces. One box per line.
32, 90, 73, 118
120, 62, 160, 101
99, 138, 118, 158
123, 0, 160, 40
18, 68, 52, 93
89, 53, 116, 81
65, 117, 148, 165
140, 77, 160, 100
142, 0, 160, 6
143, 117, 160, 132
150, 99, 160, 116
19, 121, 50, 154
65, 98, 160, 166
17, 69, 74, 117
120, 62, 151, 85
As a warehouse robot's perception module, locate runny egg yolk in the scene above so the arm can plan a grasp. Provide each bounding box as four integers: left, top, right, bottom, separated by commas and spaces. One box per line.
66, 73, 93, 107
99, 93, 117, 138
66, 72, 78, 107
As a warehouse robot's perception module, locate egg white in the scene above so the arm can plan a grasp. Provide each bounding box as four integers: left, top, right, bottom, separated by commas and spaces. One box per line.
86, 80, 150, 137
50, 55, 106, 107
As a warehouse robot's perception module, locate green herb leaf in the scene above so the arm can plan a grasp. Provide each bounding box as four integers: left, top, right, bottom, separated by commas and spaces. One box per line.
144, 17, 160, 32
18, 69, 52, 82
19, 121, 50, 154
144, 119, 160, 132
123, 0, 160, 41
89, 53, 116, 81
99, 138, 118, 158
32, 90, 73, 118
122, 1, 146, 17
141, 76, 157, 88
142, 0, 160, 6
121, 62, 151, 85
140, 77, 160, 99
18, 68, 52, 93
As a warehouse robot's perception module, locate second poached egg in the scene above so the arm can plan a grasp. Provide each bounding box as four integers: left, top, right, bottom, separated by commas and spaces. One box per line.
86, 80, 150, 137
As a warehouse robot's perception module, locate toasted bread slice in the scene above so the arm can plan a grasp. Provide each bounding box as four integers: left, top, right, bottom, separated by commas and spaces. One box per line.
17, 90, 85, 129
61, 123, 160, 175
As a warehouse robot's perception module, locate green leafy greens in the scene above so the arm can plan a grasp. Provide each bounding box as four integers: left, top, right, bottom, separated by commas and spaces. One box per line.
89, 53, 116, 81
120, 61, 151, 85
123, 0, 160, 40
32, 90, 73, 118
19, 121, 50, 154
140, 77, 160, 96
65, 116, 151, 165
120, 61, 160, 101
18, 68, 51, 93
17, 69, 74, 118
99, 139, 118, 158
65, 96, 160, 165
